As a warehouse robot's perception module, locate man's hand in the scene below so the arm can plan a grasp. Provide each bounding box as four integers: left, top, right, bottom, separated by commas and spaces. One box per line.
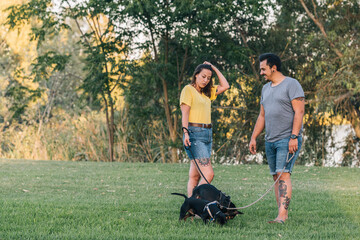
289, 138, 298, 154
249, 139, 257, 154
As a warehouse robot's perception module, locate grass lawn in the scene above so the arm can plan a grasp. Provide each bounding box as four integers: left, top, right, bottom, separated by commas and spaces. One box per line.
1, 159, 359, 239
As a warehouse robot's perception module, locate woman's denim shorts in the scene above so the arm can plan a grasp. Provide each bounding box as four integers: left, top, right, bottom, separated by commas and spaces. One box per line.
183, 126, 212, 160
265, 136, 302, 175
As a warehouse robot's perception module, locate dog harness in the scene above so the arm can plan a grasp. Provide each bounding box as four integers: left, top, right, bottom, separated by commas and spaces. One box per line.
203, 201, 220, 222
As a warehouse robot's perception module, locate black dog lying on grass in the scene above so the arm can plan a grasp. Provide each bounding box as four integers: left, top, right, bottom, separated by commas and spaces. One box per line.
171, 193, 227, 225
191, 184, 243, 220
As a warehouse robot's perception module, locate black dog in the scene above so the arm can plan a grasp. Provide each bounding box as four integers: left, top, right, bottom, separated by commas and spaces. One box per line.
171, 193, 227, 225
192, 184, 243, 219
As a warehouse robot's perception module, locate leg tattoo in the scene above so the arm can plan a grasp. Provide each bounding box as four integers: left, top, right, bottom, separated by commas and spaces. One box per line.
279, 180, 287, 198
279, 180, 291, 209
197, 158, 210, 167
283, 196, 291, 210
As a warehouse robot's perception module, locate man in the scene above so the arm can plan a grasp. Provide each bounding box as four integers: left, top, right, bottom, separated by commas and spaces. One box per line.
249, 53, 305, 224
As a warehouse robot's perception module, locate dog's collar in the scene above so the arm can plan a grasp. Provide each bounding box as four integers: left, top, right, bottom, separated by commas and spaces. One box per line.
219, 191, 231, 209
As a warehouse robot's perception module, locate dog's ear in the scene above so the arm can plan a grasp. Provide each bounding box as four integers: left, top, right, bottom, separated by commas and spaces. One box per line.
179, 207, 187, 220
229, 202, 236, 208
179, 201, 191, 220
220, 191, 230, 198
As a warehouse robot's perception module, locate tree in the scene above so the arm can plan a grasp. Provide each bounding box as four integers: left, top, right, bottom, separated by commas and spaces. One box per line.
297, 0, 360, 138
124, 0, 272, 163
270, 0, 359, 165
6, 0, 132, 161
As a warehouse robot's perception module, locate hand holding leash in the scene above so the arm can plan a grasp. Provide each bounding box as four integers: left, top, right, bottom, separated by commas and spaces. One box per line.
182, 127, 210, 185
183, 129, 191, 147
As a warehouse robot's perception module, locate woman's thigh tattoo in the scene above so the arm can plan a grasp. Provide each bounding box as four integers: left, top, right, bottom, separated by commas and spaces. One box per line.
197, 158, 210, 167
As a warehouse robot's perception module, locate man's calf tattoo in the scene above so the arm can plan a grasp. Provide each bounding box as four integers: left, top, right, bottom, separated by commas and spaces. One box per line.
279, 180, 288, 198
197, 158, 210, 167
283, 196, 291, 210
279, 180, 291, 210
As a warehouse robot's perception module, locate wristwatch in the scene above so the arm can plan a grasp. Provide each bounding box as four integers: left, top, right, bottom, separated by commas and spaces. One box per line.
290, 134, 298, 139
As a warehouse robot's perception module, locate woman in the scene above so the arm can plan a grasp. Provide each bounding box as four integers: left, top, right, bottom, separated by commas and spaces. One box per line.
180, 61, 230, 196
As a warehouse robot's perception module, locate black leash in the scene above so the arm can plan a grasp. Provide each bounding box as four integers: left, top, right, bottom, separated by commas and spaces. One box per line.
182, 127, 211, 185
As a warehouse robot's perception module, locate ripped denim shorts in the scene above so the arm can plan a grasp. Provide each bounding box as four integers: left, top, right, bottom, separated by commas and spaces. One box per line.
183, 126, 212, 160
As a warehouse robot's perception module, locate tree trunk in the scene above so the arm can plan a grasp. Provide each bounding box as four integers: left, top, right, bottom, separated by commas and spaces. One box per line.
234, 20, 259, 81
350, 108, 360, 138
160, 145, 166, 163
159, 75, 179, 163
103, 93, 114, 162
109, 100, 115, 161
162, 31, 179, 163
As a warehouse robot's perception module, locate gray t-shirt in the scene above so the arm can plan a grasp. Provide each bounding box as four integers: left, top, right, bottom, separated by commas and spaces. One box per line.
260, 77, 305, 142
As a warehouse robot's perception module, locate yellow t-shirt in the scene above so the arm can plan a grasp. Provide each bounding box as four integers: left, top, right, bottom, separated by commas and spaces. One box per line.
179, 84, 218, 124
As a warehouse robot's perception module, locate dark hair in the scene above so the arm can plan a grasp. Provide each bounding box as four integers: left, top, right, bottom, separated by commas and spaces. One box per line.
191, 64, 213, 98
259, 53, 282, 72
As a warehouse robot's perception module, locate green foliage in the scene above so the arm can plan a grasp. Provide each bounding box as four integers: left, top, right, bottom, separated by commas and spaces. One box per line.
6, 0, 62, 45
267, 0, 360, 166
2, 0, 359, 165
5, 0, 135, 161
0, 38, 42, 123
31, 51, 71, 82
4, 71, 42, 122
124, 0, 272, 162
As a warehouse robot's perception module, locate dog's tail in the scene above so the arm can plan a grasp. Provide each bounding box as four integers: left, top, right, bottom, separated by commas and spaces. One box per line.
171, 193, 187, 199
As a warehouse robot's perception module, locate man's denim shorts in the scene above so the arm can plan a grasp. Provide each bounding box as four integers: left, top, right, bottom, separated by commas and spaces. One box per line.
183, 126, 212, 160
265, 136, 303, 175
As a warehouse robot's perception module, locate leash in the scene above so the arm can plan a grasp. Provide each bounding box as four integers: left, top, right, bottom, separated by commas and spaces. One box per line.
226, 152, 295, 210
182, 127, 211, 185
182, 126, 297, 210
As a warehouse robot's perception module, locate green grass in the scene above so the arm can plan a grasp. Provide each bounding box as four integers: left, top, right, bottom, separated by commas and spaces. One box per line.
1, 159, 359, 240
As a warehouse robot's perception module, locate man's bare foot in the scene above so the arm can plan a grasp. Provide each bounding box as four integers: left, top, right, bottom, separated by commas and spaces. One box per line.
268, 219, 285, 224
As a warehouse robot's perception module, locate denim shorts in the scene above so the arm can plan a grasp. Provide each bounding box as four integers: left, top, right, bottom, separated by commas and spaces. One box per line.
265, 136, 302, 175
183, 126, 212, 160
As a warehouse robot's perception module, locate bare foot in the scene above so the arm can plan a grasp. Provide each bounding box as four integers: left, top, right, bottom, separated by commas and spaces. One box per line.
268, 219, 285, 224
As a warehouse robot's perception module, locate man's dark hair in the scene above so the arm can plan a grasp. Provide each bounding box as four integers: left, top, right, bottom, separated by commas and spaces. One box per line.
259, 53, 282, 72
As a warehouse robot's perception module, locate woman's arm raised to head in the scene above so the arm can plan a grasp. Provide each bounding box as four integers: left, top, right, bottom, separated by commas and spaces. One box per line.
203, 61, 230, 95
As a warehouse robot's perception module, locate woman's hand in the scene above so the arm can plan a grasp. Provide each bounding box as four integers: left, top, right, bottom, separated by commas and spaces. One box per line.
181, 104, 191, 147
203, 61, 230, 95
183, 132, 191, 147
203, 61, 214, 69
